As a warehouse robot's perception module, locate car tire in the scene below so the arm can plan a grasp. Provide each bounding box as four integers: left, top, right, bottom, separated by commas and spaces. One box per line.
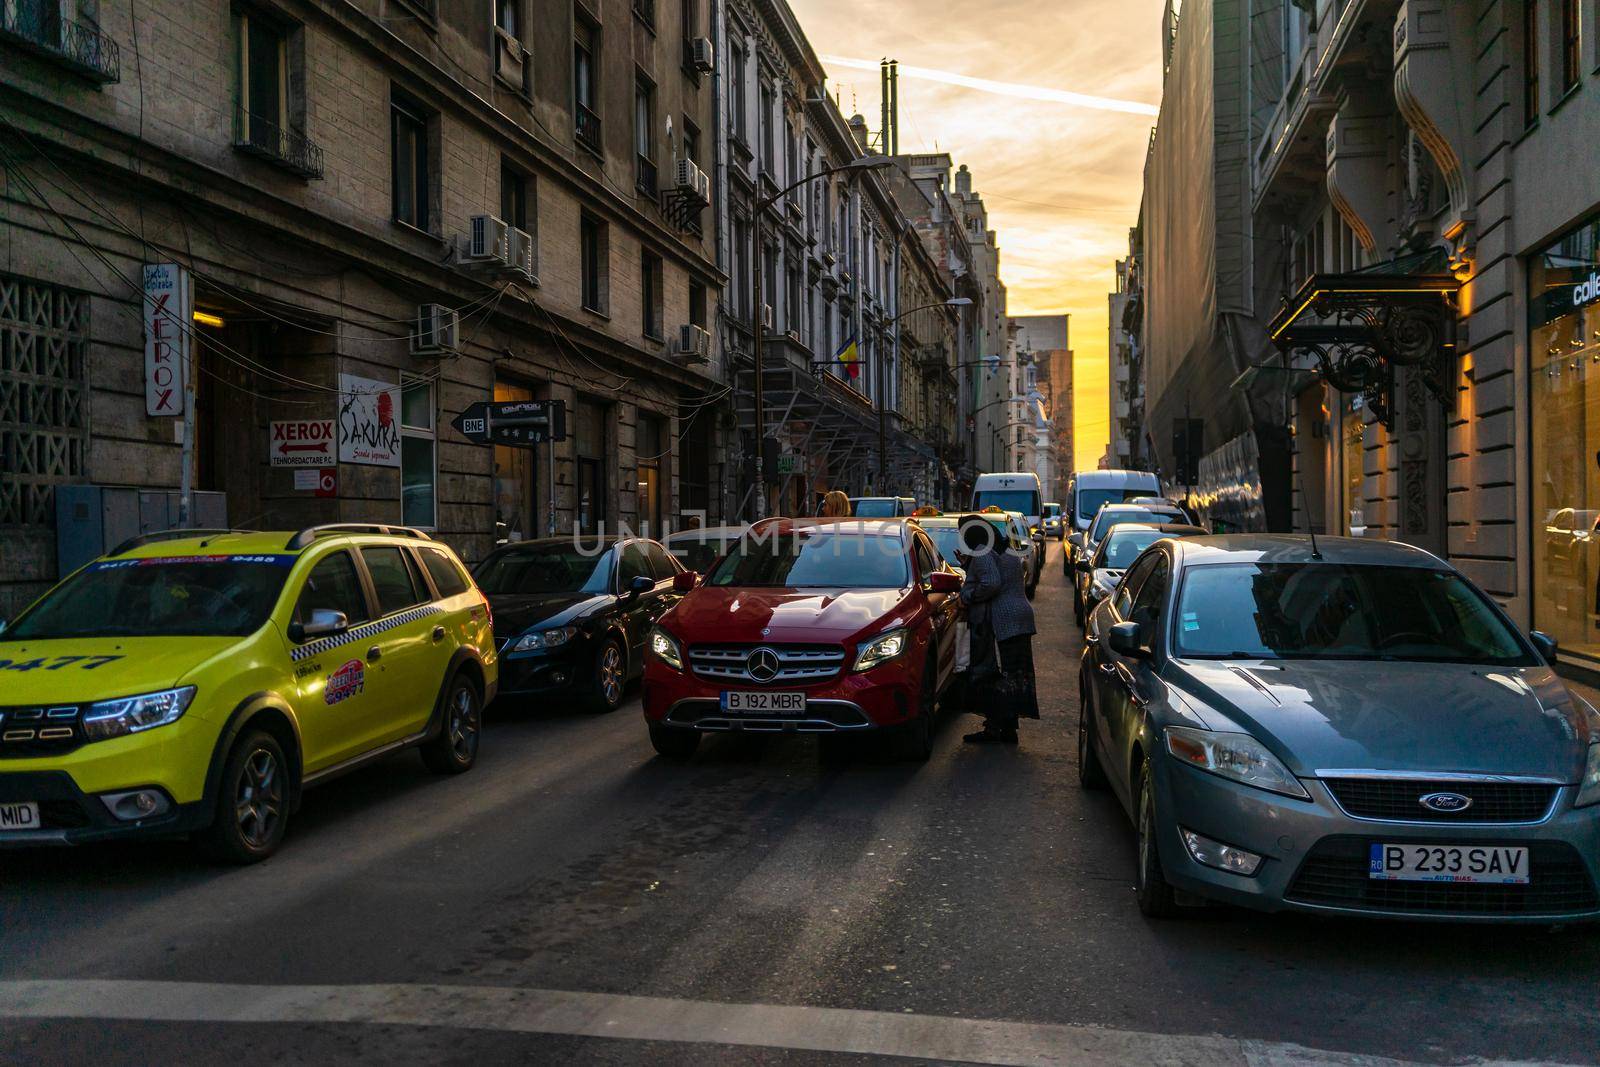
200, 729, 290, 864
1134, 757, 1181, 918
421, 673, 481, 775
587, 638, 626, 714
1077, 680, 1108, 790
649, 722, 700, 760
895, 658, 938, 762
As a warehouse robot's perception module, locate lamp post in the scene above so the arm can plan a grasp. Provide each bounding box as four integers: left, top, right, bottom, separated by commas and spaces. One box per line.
751, 154, 891, 519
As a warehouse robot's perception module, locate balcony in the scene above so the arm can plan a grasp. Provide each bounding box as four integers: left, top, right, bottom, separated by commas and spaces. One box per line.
1, 0, 120, 83
575, 103, 603, 156
233, 111, 325, 180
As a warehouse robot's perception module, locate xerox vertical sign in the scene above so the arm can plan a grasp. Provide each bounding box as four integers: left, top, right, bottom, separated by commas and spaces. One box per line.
143, 263, 191, 417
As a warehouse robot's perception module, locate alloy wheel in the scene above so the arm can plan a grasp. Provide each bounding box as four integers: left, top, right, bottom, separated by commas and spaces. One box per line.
449, 684, 480, 760
600, 644, 623, 705
235, 747, 283, 849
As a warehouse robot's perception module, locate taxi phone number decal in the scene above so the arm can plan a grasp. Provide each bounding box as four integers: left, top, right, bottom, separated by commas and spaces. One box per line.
89, 554, 297, 570
0, 655, 125, 671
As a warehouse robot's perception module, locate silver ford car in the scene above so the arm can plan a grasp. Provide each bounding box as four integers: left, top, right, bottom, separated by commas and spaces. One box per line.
1079, 534, 1600, 922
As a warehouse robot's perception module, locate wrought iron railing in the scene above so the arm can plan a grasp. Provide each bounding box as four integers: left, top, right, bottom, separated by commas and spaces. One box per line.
233, 110, 325, 180
575, 103, 603, 155
0, 0, 120, 83
636, 155, 657, 197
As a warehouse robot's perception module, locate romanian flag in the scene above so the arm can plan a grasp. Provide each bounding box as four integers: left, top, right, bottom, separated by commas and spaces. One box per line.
836, 335, 860, 379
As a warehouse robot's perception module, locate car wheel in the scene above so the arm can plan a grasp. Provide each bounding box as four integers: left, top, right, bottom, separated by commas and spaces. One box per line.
649, 722, 700, 760
587, 638, 626, 713
1135, 757, 1180, 918
1077, 679, 1107, 790
200, 729, 289, 864
422, 674, 481, 774
896, 657, 938, 762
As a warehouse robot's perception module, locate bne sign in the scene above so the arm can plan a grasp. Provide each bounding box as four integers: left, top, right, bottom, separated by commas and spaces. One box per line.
143, 263, 191, 417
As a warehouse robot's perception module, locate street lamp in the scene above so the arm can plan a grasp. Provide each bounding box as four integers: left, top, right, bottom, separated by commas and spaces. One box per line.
751, 154, 893, 519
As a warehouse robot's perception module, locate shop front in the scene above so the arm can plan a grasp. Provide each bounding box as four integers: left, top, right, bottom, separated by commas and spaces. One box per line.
1529, 211, 1600, 668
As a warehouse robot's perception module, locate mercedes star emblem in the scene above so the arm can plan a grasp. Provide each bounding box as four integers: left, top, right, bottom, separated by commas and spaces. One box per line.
746, 647, 781, 682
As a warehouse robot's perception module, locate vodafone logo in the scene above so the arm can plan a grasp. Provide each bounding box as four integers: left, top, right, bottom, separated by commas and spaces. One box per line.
1574, 272, 1600, 308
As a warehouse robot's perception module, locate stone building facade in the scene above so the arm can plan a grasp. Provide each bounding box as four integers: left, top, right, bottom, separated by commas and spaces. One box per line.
0, 0, 727, 614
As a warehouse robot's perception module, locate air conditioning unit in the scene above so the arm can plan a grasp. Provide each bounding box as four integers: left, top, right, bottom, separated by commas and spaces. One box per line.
466, 214, 510, 263
412, 303, 459, 356
507, 227, 537, 282
696, 168, 712, 201
494, 28, 527, 92
691, 37, 715, 73
676, 324, 712, 362
761, 304, 775, 331
673, 158, 709, 204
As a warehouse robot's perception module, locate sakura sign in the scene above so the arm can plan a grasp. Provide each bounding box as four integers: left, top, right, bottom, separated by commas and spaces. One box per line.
337, 373, 401, 467
142, 263, 190, 417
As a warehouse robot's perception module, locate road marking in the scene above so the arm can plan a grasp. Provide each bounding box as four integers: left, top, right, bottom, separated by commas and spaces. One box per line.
0, 980, 1563, 1066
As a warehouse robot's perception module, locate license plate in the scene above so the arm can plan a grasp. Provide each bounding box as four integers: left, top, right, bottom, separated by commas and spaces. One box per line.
1368, 843, 1529, 884
0, 801, 40, 831
720, 691, 805, 714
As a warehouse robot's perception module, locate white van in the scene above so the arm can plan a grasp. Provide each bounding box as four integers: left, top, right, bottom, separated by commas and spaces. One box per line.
1065, 469, 1161, 535
971, 472, 1043, 533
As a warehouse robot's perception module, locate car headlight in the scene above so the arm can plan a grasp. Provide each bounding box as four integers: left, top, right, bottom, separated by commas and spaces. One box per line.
854, 628, 908, 672
1166, 725, 1309, 799
82, 686, 195, 742
1577, 743, 1600, 808
510, 625, 578, 652
648, 627, 683, 671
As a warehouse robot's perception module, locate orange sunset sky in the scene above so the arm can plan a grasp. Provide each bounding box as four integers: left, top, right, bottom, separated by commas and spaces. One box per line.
790, 0, 1169, 471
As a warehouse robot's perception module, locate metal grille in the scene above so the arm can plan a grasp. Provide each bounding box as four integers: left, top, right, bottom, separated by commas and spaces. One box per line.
1324, 778, 1557, 823
0, 0, 120, 83
233, 110, 326, 180
0, 704, 86, 756
0, 274, 89, 527
1285, 838, 1598, 917
688, 644, 846, 684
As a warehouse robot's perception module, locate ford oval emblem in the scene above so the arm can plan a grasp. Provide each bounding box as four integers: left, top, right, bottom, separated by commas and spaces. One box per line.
1419, 791, 1473, 813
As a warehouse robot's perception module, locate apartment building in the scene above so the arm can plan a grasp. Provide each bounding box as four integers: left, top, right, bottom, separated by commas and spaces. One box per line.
0, 0, 725, 613
1010, 314, 1071, 500
1107, 221, 1145, 471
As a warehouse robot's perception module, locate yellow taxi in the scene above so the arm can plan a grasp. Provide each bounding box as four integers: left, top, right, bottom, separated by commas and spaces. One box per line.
0, 524, 497, 862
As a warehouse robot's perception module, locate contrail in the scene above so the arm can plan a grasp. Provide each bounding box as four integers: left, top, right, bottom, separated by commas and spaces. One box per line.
820, 55, 1159, 117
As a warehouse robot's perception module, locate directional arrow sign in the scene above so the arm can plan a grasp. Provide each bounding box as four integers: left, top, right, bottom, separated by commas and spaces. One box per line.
450, 399, 567, 447
269, 419, 336, 468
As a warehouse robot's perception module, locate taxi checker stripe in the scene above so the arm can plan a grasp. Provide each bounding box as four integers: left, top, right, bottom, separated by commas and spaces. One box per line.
290, 605, 445, 662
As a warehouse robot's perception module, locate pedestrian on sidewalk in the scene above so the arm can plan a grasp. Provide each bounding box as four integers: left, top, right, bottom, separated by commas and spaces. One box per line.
819, 490, 852, 518
956, 516, 1039, 745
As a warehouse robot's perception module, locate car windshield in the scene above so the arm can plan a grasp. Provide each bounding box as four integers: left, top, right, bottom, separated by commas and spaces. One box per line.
475, 545, 612, 595
707, 530, 909, 588
1076, 487, 1154, 521
1090, 509, 1178, 541
1173, 562, 1534, 664
1098, 530, 1169, 570
973, 490, 1040, 516
1043, 504, 1061, 519
1, 554, 295, 639
671, 538, 736, 575
852, 498, 899, 517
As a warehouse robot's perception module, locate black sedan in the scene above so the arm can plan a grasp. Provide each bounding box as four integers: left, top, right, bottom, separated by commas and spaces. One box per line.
475, 537, 685, 712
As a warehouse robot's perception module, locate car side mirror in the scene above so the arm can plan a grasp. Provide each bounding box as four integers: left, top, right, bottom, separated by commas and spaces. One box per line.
928, 571, 961, 594
672, 571, 698, 593
627, 575, 655, 598
1068, 532, 1084, 549
1529, 630, 1558, 661
291, 608, 348, 643
1075, 559, 1094, 573
1106, 620, 1148, 659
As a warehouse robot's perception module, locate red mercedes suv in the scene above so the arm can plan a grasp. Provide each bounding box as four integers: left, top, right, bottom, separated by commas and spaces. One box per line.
641, 518, 962, 761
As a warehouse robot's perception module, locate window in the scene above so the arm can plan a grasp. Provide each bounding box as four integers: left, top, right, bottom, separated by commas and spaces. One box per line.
295, 551, 370, 627
682, 118, 700, 165
576, 398, 609, 534
785, 263, 801, 335
680, 0, 699, 71
759, 82, 775, 172
1128, 556, 1169, 634
420, 547, 471, 598
641, 251, 663, 339
643, 541, 677, 580
634, 74, 657, 194
1560, 0, 1581, 94
1113, 552, 1160, 619
362, 546, 425, 616
633, 0, 655, 28
581, 213, 609, 313
679, 411, 714, 525
913, 535, 939, 584
391, 89, 432, 231
400, 378, 436, 528
495, 0, 518, 35
574, 13, 601, 153
689, 278, 707, 328
500, 159, 529, 231
728, 41, 746, 139
636, 412, 666, 535
236, 10, 286, 148
1526, 0, 1543, 127
618, 543, 652, 588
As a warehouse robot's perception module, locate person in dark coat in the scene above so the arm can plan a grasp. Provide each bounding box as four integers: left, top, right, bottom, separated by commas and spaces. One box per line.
956, 516, 1039, 744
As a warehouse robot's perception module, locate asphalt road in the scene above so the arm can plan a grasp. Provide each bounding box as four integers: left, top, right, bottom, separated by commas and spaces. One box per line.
3, 546, 1599, 1066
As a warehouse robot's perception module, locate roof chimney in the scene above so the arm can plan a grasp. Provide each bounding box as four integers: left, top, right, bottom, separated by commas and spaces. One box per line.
848, 113, 871, 152
955, 164, 972, 196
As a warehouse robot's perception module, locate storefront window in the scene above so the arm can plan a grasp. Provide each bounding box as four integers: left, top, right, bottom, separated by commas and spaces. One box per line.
636, 412, 665, 537
575, 398, 608, 535
493, 381, 537, 542
1530, 211, 1600, 665
400, 378, 435, 529
1341, 393, 1365, 535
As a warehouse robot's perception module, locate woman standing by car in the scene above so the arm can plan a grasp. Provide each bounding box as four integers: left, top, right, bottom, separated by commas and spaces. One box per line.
957, 517, 1039, 744
819, 490, 852, 517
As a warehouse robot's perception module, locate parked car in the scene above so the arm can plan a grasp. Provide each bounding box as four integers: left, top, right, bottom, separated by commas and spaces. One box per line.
1065, 468, 1161, 546
1072, 522, 1206, 627
0, 524, 496, 862
664, 525, 749, 575
849, 496, 918, 518
1066, 501, 1190, 581
642, 518, 962, 762
1079, 533, 1600, 922
1042, 502, 1064, 539
475, 537, 683, 713
1000, 510, 1041, 600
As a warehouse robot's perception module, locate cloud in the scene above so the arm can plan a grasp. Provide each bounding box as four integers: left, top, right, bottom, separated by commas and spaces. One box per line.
819, 56, 1160, 116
